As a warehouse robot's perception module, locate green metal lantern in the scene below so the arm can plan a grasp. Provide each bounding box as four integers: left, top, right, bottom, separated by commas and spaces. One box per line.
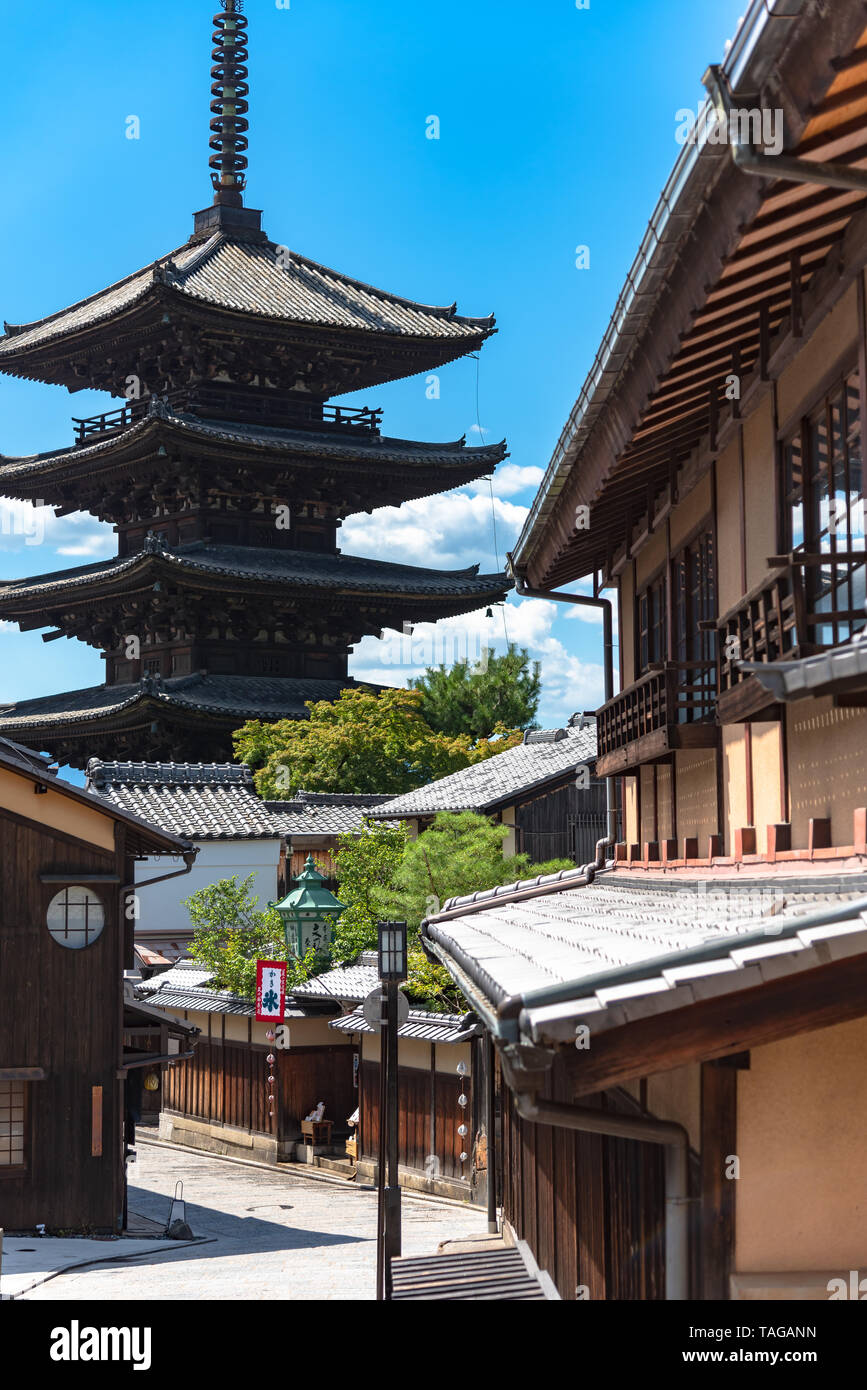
270, 854, 346, 959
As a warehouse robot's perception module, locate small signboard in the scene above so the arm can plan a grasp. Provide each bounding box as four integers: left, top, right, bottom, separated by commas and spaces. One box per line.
255, 959, 287, 1023
362, 986, 409, 1032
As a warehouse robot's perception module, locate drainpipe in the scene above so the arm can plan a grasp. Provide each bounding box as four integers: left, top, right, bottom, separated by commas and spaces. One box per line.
511, 1090, 690, 1301
499, 1039, 690, 1299
511, 567, 617, 869
120, 851, 198, 905
703, 63, 867, 195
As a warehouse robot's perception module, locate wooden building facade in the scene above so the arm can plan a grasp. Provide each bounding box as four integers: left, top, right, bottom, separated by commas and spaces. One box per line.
425, 0, 867, 1302
330, 1009, 487, 1202
0, 738, 198, 1234
142, 966, 356, 1163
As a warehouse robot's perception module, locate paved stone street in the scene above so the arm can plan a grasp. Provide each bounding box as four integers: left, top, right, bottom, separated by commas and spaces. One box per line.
22, 1139, 486, 1301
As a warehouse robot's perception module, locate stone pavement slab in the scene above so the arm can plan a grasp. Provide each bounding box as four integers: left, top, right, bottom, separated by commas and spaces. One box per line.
0, 1233, 202, 1300
19, 1138, 487, 1301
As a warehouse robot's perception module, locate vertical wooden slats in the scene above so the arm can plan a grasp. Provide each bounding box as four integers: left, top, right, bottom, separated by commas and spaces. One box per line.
500, 1062, 668, 1301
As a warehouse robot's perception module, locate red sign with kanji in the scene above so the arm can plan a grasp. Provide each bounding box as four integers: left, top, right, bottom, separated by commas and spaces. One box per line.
255, 959, 287, 1023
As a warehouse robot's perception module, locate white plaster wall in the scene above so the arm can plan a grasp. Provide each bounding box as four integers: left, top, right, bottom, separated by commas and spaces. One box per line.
136, 838, 283, 937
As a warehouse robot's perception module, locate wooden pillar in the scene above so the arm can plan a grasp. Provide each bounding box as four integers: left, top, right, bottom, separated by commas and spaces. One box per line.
429, 1044, 436, 1179
700, 1060, 739, 1300
738, 427, 754, 828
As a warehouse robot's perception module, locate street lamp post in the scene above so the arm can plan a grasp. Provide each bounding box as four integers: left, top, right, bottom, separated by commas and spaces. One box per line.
376, 919, 407, 1301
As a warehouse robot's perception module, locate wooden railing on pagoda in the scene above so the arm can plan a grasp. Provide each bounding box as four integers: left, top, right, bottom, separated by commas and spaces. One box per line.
717, 551, 866, 721
596, 659, 717, 777
73, 393, 384, 446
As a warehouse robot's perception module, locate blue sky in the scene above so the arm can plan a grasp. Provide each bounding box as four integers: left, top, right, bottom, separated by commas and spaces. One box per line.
0, 0, 747, 752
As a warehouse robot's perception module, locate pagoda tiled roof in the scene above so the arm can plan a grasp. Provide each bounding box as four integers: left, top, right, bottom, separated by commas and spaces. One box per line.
0, 231, 495, 360
0, 542, 511, 605
0, 406, 507, 481
0, 673, 360, 732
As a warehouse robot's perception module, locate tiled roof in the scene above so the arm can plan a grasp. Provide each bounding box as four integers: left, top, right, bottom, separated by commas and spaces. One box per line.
423, 870, 867, 1045
266, 791, 396, 837
0, 409, 507, 479
0, 542, 510, 604
87, 760, 280, 840
0, 233, 494, 357
292, 960, 381, 1004
740, 636, 867, 702
137, 961, 215, 995
140, 981, 330, 1020
371, 721, 598, 817
330, 1008, 471, 1044
0, 673, 360, 731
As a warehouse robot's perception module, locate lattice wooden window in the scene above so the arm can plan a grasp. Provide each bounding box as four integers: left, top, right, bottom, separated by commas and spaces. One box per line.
0, 1081, 27, 1168
46, 886, 106, 950
782, 370, 865, 645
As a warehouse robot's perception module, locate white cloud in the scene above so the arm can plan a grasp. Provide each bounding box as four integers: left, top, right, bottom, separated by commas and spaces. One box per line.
343, 491, 528, 572
466, 463, 545, 499
0, 500, 113, 560
348, 595, 606, 729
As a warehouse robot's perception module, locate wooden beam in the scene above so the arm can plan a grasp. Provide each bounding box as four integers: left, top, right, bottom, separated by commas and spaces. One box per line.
0, 1067, 46, 1081
569, 951, 867, 1098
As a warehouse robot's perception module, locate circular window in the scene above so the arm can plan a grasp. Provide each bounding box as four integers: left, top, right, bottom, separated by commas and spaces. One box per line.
46, 886, 105, 950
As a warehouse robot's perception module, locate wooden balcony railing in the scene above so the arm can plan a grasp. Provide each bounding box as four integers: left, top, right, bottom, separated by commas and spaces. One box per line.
73, 395, 384, 446
717, 551, 866, 720
596, 660, 717, 776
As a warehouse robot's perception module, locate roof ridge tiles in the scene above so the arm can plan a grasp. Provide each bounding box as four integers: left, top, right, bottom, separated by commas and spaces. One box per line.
276, 244, 496, 330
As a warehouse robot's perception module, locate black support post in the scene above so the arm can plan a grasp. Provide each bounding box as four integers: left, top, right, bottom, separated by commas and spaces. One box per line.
486, 1034, 498, 1235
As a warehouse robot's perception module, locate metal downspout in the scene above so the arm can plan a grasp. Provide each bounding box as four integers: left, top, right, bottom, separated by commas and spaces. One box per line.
703, 63, 867, 195
512, 571, 617, 869
511, 1090, 690, 1301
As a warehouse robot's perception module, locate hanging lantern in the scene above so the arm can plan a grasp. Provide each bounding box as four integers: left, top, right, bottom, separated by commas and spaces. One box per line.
270, 855, 346, 959
143, 1071, 160, 1092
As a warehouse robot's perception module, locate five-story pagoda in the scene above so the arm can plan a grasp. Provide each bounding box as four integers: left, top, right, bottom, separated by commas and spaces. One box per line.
0, 0, 509, 767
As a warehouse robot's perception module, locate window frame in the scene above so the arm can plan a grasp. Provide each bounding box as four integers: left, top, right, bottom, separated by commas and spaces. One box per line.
779, 367, 865, 646
0, 1079, 29, 1176
46, 885, 107, 951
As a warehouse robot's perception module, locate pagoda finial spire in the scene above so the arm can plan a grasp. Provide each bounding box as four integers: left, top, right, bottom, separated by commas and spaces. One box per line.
209, 0, 249, 208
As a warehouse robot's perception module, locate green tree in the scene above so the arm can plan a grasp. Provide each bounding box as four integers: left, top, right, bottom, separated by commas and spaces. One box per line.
234, 687, 522, 799
330, 813, 573, 1014
330, 820, 408, 963
384, 811, 573, 929
185, 874, 315, 999
409, 643, 541, 738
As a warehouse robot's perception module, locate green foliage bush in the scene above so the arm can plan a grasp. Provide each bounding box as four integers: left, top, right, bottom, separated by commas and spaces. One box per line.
185, 874, 315, 999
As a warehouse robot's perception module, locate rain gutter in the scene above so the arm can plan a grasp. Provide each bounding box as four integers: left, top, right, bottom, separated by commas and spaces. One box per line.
423, 889, 867, 1043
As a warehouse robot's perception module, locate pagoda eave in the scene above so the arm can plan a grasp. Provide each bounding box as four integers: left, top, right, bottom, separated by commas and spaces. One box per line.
0, 256, 496, 397
0, 545, 511, 617
0, 411, 508, 514
0, 673, 381, 769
